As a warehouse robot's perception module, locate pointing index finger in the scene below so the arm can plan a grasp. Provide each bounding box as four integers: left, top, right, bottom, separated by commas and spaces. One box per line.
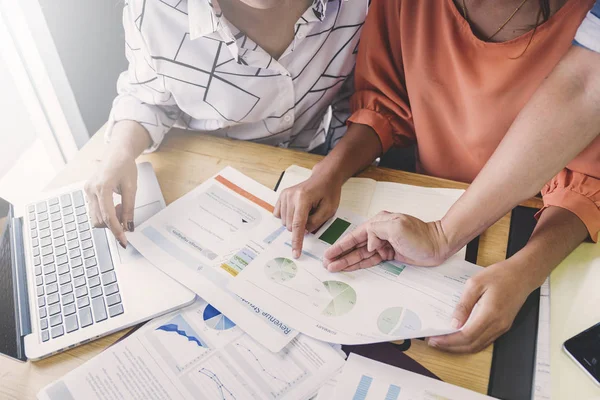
291, 202, 310, 258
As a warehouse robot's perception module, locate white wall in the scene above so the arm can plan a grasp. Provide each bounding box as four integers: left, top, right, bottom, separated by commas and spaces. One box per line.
0, 53, 37, 177
37, 0, 128, 135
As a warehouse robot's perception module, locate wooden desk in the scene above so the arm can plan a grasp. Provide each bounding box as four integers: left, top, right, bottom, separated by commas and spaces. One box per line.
0, 128, 543, 399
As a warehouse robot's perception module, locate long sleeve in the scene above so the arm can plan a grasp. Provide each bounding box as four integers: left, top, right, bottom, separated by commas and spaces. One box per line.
347, 0, 415, 153
106, 0, 183, 152
539, 137, 600, 241
326, 72, 354, 150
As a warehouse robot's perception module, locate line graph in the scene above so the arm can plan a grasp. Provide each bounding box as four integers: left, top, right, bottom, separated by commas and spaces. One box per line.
235, 343, 293, 386
228, 335, 308, 398
199, 368, 237, 400
180, 353, 260, 400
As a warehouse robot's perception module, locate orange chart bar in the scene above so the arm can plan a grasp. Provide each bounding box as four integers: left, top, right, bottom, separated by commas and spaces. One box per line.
215, 175, 275, 213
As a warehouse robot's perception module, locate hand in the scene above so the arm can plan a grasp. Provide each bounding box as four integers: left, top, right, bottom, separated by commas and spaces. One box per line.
274, 174, 342, 258
323, 211, 451, 272
427, 260, 534, 353
84, 150, 138, 248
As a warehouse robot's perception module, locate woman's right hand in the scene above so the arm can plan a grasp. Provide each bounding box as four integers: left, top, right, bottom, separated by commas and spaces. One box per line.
85, 150, 138, 248
274, 173, 343, 258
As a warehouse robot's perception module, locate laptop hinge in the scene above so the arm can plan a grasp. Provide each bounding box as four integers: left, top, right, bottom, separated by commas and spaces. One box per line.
11, 215, 31, 360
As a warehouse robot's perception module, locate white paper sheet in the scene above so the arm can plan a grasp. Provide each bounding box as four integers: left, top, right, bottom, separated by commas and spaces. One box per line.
533, 278, 551, 400
313, 375, 339, 400
276, 166, 466, 258
336, 353, 494, 400
229, 210, 483, 345
37, 299, 346, 400
277, 165, 377, 216
128, 167, 297, 351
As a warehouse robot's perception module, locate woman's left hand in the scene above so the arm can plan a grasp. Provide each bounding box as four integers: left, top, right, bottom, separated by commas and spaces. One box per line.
427, 259, 536, 353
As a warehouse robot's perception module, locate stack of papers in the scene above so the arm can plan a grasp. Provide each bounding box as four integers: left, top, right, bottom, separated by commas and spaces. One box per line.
38, 166, 493, 399
127, 166, 480, 346
39, 298, 345, 400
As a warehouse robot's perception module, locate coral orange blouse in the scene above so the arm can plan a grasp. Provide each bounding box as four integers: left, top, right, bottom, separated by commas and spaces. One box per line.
349, 0, 600, 240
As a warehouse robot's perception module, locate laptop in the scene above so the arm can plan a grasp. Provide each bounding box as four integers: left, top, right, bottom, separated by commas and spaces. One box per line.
0, 162, 196, 361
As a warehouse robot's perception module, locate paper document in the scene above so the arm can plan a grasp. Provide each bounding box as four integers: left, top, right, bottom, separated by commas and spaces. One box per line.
336, 353, 494, 399
128, 167, 297, 351
313, 375, 339, 399
230, 210, 483, 345
38, 298, 346, 400
277, 166, 466, 258
533, 278, 551, 400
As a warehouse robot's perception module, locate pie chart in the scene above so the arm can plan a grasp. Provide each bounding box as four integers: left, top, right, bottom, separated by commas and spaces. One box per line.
203, 304, 236, 331
321, 281, 357, 317
377, 307, 422, 336
378, 307, 403, 334
264, 257, 298, 283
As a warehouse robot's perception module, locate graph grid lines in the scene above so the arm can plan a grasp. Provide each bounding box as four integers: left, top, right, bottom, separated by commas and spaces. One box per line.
199, 368, 237, 400
235, 343, 293, 386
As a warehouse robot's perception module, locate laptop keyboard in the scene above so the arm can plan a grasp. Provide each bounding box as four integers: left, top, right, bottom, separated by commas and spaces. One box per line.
27, 190, 125, 343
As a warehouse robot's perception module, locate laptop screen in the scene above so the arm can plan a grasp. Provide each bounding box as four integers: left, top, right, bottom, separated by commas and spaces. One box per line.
0, 198, 20, 360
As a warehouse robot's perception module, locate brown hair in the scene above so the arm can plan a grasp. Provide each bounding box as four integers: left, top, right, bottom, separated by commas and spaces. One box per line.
514, 0, 552, 58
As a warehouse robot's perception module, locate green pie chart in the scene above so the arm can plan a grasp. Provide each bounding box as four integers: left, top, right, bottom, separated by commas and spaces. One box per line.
378, 307, 403, 334
321, 281, 357, 317
377, 307, 422, 336
264, 257, 298, 283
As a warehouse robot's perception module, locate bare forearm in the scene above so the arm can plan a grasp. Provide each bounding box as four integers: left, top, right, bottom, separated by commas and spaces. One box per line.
442, 46, 600, 254
106, 120, 152, 160
312, 123, 382, 185
509, 207, 588, 290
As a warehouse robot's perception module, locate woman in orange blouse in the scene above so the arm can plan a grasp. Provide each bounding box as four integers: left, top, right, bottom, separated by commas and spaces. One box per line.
275, 0, 599, 353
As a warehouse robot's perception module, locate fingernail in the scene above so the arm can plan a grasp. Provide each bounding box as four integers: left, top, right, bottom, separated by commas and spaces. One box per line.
451, 318, 460, 329
127, 221, 134, 232
293, 250, 300, 259
429, 340, 438, 348
119, 240, 127, 249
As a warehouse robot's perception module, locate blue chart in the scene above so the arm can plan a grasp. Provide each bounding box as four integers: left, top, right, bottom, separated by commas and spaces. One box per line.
385, 384, 401, 400
353, 375, 373, 400
147, 314, 211, 374
203, 304, 236, 331
199, 368, 237, 400
156, 315, 206, 347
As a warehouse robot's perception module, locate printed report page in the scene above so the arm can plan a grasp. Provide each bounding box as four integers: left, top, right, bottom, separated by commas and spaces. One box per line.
335, 354, 494, 399
128, 167, 297, 351
38, 299, 345, 400
230, 210, 482, 345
